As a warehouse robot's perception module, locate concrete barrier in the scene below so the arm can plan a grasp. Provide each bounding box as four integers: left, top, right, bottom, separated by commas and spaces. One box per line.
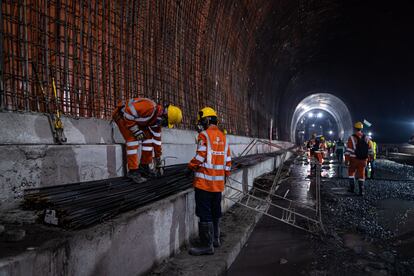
0, 151, 292, 276
0, 112, 290, 210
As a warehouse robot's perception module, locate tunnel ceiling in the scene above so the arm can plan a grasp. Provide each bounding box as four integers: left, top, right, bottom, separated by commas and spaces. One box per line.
246, 0, 414, 143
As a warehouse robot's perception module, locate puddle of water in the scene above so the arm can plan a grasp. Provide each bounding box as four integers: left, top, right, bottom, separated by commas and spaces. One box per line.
377, 199, 414, 236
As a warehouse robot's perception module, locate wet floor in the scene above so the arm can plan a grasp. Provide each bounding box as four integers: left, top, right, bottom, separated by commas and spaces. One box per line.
228, 154, 335, 276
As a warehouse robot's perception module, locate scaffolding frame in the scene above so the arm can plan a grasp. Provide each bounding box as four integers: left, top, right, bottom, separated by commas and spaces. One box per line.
227, 141, 325, 234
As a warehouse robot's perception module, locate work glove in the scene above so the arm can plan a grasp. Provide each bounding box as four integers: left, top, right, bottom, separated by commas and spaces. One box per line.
129, 125, 146, 141
184, 167, 194, 178
345, 160, 350, 167
132, 129, 145, 141
154, 157, 164, 176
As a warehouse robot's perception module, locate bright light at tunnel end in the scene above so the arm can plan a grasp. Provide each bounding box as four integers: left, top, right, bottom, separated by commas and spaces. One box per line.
317, 112, 323, 118
308, 112, 314, 118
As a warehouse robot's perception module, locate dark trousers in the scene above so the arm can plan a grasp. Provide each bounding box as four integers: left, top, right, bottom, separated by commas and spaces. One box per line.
195, 188, 222, 223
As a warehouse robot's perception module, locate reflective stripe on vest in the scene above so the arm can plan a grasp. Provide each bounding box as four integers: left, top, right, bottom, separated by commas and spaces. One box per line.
194, 172, 225, 181
123, 98, 157, 123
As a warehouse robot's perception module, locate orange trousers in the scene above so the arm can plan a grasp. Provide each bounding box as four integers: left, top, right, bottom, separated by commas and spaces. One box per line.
115, 118, 154, 170
312, 151, 324, 165
348, 158, 367, 181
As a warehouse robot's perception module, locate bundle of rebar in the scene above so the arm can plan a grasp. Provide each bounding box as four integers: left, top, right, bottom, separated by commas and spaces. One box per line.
23, 151, 288, 229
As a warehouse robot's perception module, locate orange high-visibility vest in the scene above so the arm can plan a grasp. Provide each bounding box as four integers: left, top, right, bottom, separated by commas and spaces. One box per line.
188, 125, 231, 192
345, 133, 373, 161
120, 97, 162, 127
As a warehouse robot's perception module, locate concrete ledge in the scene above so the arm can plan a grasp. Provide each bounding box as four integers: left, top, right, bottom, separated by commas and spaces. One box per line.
0, 153, 290, 276
151, 197, 264, 276
0, 189, 197, 276
0, 144, 124, 210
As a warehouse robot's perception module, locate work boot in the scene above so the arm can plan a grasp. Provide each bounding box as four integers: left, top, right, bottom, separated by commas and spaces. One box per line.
358, 181, 364, 196
138, 164, 156, 178
189, 222, 214, 256
348, 178, 355, 193
127, 169, 147, 183
213, 219, 221, 248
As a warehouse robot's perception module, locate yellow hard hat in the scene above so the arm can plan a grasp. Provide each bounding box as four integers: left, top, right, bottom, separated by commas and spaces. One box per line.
354, 121, 364, 129
167, 105, 183, 128
320, 136, 325, 141
197, 107, 217, 121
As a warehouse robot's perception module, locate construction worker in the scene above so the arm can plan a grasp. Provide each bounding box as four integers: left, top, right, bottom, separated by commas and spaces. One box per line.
335, 138, 345, 163
366, 139, 377, 179
316, 136, 326, 165
186, 107, 231, 255
112, 98, 182, 183
345, 122, 374, 195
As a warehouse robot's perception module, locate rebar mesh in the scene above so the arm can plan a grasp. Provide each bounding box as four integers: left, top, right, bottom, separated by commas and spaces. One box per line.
1, 0, 274, 137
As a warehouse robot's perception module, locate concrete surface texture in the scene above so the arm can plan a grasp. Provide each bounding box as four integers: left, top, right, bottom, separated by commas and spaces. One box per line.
0, 190, 196, 276
0, 152, 291, 276
0, 112, 289, 210
0, 144, 124, 210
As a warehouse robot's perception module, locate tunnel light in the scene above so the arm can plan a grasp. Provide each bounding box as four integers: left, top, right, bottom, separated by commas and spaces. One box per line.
368, 132, 373, 137
329, 130, 333, 135
308, 112, 314, 118
312, 124, 315, 127
317, 112, 323, 118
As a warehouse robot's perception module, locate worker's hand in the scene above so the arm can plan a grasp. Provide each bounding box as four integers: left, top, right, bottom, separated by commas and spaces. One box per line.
184, 167, 194, 177
345, 160, 350, 167
132, 129, 145, 141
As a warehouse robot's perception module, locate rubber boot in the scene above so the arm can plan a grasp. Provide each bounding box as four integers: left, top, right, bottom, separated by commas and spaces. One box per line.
189, 222, 214, 256
127, 169, 147, 183
348, 178, 355, 193
213, 219, 221, 248
358, 180, 364, 196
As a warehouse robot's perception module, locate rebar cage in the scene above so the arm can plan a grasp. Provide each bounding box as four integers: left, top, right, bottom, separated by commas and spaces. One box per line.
1, 0, 278, 137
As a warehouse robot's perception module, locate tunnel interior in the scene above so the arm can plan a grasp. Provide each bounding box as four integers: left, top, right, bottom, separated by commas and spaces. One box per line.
1, 1, 414, 142
290, 93, 353, 144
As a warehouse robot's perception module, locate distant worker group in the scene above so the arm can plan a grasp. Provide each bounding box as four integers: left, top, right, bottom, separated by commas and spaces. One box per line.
305, 121, 377, 196
112, 98, 230, 256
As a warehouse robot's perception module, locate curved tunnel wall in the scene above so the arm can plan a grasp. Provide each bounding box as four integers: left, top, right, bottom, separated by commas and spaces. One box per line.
290, 93, 353, 143
1, 0, 340, 140
3, 1, 413, 142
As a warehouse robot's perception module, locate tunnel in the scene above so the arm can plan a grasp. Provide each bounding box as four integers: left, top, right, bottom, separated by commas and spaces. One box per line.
290, 93, 353, 144
2, 0, 414, 143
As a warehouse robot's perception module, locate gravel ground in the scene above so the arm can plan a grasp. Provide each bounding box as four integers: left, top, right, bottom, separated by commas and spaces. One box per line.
313, 159, 414, 275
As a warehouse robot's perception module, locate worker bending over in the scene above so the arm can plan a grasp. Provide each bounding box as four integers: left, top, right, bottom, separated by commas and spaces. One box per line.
112, 98, 182, 183
186, 107, 231, 255
345, 122, 374, 195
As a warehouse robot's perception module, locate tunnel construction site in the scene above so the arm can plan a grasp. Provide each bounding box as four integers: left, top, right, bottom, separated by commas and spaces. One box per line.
2, 1, 414, 275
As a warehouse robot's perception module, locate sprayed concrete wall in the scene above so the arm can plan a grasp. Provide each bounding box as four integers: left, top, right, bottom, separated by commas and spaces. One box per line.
0, 111, 292, 211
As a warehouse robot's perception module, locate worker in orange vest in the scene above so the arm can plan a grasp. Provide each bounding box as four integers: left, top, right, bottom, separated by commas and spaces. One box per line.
345, 121, 374, 195
112, 98, 182, 183
186, 107, 231, 255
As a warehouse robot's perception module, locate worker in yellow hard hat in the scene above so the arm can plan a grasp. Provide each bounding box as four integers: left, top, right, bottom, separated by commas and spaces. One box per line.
112, 98, 182, 183
186, 107, 231, 255
344, 121, 374, 195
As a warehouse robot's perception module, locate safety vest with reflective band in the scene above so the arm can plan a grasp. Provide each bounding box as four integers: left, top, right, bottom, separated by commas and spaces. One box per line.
121, 97, 162, 127
188, 125, 231, 192
345, 133, 373, 161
